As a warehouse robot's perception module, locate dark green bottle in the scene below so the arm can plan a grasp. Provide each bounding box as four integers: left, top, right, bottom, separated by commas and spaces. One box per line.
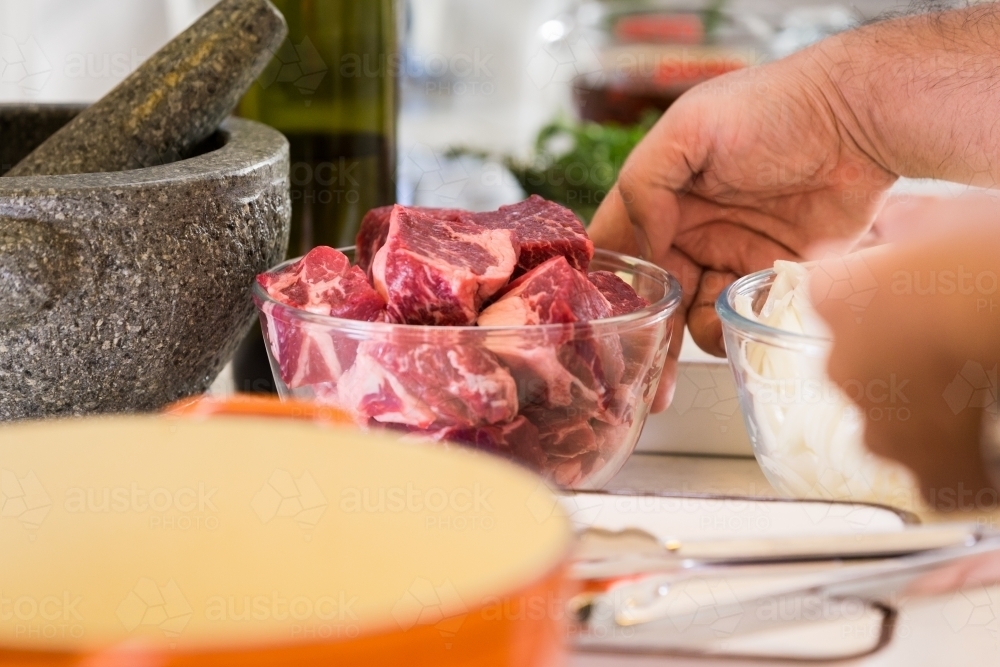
233, 0, 399, 393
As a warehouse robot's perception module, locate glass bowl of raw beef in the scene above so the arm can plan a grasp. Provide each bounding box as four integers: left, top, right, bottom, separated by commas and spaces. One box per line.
253, 197, 682, 489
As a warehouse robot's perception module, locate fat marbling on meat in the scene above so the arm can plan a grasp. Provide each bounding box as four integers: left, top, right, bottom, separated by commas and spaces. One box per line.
474, 195, 594, 273
256, 246, 385, 388
371, 205, 519, 326
356, 195, 593, 280
478, 256, 624, 410
356, 205, 470, 280
335, 340, 519, 429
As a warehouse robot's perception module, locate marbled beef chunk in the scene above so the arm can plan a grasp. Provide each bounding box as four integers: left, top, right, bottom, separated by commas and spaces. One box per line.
355, 205, 393, 279
590, 269, 656, 390
475, 195, 594, 273
588, 270, 649, 316
355, 196, 592, 280
422, 417, 547, 471
336, 341, 519, 429
257, 246, 385, 388
372, 206, 519, 326
479, 256, 623, 411
356, 205, 469, 280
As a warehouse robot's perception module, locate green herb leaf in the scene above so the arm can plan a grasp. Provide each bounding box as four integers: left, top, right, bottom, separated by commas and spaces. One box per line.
449, 112, 657, 223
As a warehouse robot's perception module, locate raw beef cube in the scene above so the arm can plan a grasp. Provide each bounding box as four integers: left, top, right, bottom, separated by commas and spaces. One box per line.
555, 419, 634, 486
479, 257, 624, 410
590, 271, 662, 387
480, 256, 612, 326
518, 414, 602, 487
258, 311, 348, 389
372, 205, 519, 325
258, 246, 385, 319
356, 206, 469, 279
423, 417, 547, 471
336, 341, 519, 429
588, 271, 649, 316
593, 419, 633, 460
524, 407, 598, 459
256, 247, 385, 388
475, 195, 594, 273
355, 206, 393, 279
525, 408, 617, 487
494, 333, 586, 409
558, 337, 625, 412
553, 451, 603, 488
359, 197, 592, 283
601, 383, 639, 426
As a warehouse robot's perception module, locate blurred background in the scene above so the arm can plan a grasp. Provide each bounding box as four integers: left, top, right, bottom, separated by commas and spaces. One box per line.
0, 0, 985, 397
0, 0, 961, 217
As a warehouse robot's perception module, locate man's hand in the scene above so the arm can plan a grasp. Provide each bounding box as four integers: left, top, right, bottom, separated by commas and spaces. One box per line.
592, 3, 1000, 412
590, 51, 897, 410
907, 551, 1000, 598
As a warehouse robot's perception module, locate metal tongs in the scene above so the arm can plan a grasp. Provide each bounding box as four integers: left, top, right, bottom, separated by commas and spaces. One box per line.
573, 523, 978, 580
572, 526, 1000, 648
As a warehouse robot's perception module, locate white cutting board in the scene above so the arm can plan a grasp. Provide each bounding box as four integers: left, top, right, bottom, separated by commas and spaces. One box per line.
559, 491, 911, 541
563, 491, 909, 662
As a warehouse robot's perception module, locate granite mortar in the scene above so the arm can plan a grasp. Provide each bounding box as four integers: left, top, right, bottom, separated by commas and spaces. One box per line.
0, 105, 291, 421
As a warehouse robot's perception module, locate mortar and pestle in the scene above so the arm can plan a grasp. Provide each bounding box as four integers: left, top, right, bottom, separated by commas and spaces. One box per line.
0, 0, 292, 421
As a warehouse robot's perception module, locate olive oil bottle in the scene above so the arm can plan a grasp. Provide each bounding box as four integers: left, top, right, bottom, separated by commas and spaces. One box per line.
233, 0, 398, 393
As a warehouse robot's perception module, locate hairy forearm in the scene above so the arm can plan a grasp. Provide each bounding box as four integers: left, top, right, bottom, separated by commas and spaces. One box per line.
800, 3, 1000, 187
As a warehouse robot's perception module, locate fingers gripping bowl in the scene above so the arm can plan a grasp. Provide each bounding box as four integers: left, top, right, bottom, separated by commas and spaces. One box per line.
717, 263, 920, 506
254, 248, 681, 489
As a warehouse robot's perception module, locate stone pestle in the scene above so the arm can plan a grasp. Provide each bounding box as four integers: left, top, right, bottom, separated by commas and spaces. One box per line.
6, 0, 288, 177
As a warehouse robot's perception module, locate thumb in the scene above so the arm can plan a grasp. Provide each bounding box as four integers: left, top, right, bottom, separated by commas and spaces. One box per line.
617, 110, 708, 267
588, 184, 640, 256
